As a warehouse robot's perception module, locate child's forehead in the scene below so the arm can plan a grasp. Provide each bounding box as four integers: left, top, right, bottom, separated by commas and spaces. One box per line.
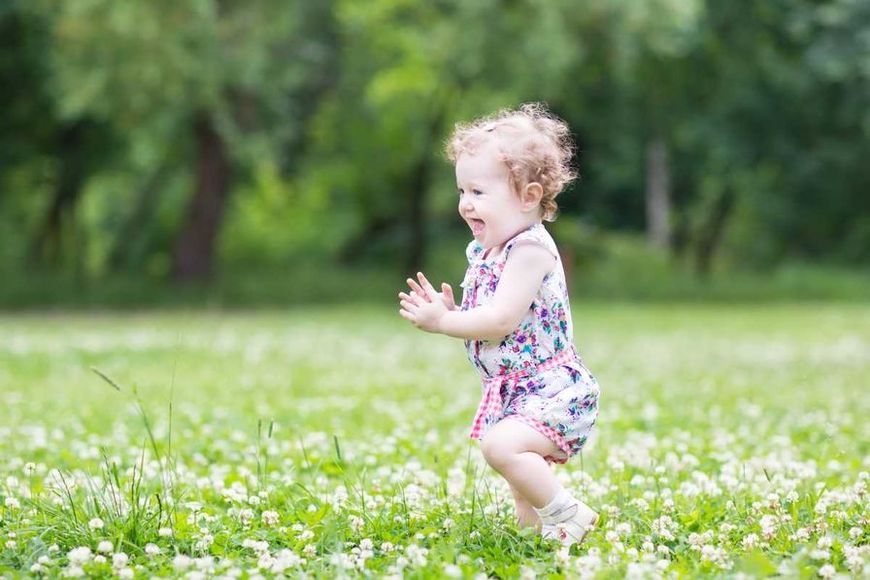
455, 145, 508, 182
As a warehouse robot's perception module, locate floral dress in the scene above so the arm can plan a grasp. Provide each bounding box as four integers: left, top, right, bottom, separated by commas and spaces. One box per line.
460, 222, 600, 463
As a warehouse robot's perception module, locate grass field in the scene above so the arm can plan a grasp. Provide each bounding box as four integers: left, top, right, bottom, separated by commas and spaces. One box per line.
0, 304, 868, 578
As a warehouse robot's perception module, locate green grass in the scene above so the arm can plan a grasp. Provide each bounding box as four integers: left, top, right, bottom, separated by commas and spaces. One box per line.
0, 304, 868, 577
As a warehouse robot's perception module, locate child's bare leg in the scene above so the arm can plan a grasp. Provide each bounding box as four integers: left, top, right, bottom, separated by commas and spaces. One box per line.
482, 418, 598, 546
510, 484, 542, 529
480, 418, 561, 508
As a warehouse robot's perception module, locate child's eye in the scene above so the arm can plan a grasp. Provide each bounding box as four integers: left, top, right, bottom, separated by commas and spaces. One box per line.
472, 189, 483, 196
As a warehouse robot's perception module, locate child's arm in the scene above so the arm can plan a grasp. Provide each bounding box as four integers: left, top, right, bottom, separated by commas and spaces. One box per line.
399, 243, 555, 341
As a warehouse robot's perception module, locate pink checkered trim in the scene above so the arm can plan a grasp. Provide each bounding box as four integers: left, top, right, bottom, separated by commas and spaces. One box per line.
506, 414, 572, 464
468, 347, 578, 442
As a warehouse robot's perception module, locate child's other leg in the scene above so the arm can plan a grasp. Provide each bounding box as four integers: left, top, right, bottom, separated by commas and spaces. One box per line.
480, 418, 561, 508
510, 484, 542, 530
481, 418, 598, 546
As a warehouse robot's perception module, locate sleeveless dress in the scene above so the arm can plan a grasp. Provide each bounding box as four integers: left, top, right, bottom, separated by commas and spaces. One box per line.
460, 222, 600, 463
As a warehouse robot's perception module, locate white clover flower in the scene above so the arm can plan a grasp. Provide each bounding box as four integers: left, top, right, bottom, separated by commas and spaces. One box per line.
30, 563, 46, 574
303, 544, 316, 557
112, 553, 128, 568
348, 515, 365, 532
158, 527, 173, 537
173, 555, 192, 570
405, 544, 428, 567
238, 508, 254, 525
759, 515, 779, 539
261, 510, 279, 526
269, 549, 302, 572
381, 541, 395, 552
117, 567, 134, 579
817, 536, 833, 549
298, 529, 314, 542
93, 555, 106, 565
630, 498, 649, 511
97, 541, 113, 554
4, 497, 20, 509
88, 517, 104, 530
615, 522, 632, 535
144, 543, 160, 556
5, 540, 17, 549
62, 565, 84, 577
818, 564, 836, 578
23, 463, 37, 476
66, 547, 92, 566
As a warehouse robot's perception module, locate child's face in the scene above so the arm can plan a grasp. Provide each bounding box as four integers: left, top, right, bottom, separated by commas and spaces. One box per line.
455, 142, 538, 250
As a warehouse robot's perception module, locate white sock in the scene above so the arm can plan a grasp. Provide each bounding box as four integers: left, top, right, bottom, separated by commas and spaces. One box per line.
533, 488, 578, 524
534, 488, 598, 546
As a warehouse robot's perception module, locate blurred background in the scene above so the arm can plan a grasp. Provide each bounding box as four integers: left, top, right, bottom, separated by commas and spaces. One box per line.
1, 0, 868, 308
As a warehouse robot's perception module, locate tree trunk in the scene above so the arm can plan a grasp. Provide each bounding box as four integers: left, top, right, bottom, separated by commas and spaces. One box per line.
172, 113, 232, 282
645, 135, 671, 250
28, 122, 88, 266
694, 188, 735, 277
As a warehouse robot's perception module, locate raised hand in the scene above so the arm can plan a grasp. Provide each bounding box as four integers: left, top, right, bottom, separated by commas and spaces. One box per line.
398, 272, 455, 333
400, 272, 457, 312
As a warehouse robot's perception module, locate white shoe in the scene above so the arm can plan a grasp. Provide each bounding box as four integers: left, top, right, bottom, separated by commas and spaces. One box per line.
541, 502, 599, 547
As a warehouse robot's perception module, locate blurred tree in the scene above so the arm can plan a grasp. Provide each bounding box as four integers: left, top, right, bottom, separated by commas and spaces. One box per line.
42, 0, 335, 280
0, 3, 116, 270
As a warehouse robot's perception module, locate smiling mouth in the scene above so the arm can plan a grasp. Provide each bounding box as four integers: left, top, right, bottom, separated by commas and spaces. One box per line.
468, 219, 485, 236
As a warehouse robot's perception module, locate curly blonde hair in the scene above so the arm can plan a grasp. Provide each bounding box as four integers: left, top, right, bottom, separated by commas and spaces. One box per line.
445, 103, 577, 222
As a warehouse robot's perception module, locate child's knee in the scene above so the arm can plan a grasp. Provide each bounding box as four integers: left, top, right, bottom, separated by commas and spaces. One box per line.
480, 435, 516, 471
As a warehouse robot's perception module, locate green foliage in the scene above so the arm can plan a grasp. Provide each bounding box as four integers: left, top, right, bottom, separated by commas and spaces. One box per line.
0, 0, 868, 297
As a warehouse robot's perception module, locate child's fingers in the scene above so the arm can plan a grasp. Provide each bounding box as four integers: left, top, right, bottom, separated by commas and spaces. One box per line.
398, 291, 421, 305
406, 278, 429, 302
416, 272, 439, 300
441, 283, 456, 309
399, 308, 416, 323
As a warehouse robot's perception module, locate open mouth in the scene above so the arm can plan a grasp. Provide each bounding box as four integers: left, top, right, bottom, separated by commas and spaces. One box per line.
468, 218, 485, 236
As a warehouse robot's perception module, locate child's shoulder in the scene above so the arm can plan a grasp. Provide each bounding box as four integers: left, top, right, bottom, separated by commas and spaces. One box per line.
504, 223, 559, 260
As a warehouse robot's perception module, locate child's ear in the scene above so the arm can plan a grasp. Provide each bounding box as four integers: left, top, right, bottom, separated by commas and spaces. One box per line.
522, 182, 544, 211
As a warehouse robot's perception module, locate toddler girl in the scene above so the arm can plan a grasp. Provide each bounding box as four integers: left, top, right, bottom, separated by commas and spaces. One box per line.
398, 103, 600, 547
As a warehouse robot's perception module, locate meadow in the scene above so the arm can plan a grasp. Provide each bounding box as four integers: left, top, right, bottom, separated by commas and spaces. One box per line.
0, 304, 867, 578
